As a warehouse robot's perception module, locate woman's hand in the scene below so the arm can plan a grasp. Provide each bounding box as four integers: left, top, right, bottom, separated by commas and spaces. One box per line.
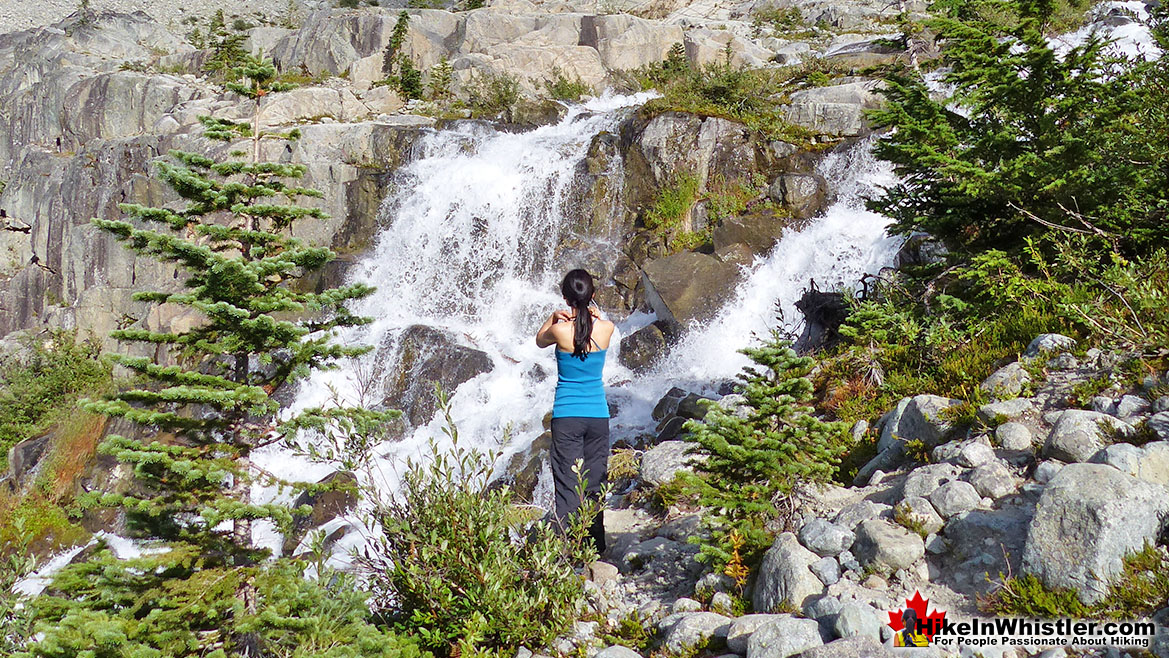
551, 310, 572, 324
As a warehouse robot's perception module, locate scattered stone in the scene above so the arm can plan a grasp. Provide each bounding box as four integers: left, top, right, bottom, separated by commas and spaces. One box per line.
980, 362, 1032, 399
833, 602, 881, 640
799, 519, 856, 557
1091, 396, 1117, 415
1044, 410, 1135, 463
1034, 460, 1064, 484
1049, 353, 1078, 370
803, 595, 843, 621
1022, 463, 1169, 604
955, 441, 996, 468
640, 441, 702, 487
898, 394, 965, 446
673, 597, 703, 614
834, 501, 892, 530
861, 574, 887, 590
727, 614, 789, 654
894, 497, 943, 535
664, 612, 732, 654
876, 398, 912, 453
1137, 441, 1169, 485
1089, 443, 1145, 478
1024, 334, 1076, 358
995, 422, 1033, 451
746, 616, 823, 658
1149, 412, 1169, 441
652, 388, 687, 421
1115, 395, 1150, 419
754, 532, 824, 612
595, 647, 642, 658
902, 463, 963, 500
588, 561, 620, 585
851, 520, 925, 572
924, 533, 948, 555
710, 592, 736, 616
967, 461, 1019, 499
929, 480, 982, 518
978, 398, 1035, 424
838, 550, 861, 573
800, 636, 895, 658
811, 556, 841, 586
1155, 397, 1169, 413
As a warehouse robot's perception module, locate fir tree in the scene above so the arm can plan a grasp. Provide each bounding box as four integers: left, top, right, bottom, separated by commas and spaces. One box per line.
681, 333, 848, 567
17, 54, 406, 658
205, 9, 248, 80
382, 11, 411, 77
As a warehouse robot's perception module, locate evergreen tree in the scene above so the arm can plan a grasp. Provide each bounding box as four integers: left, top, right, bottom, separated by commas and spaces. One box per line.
17, 54, 408, 658
868, 0, 1165, 256
681, 333, 848, 568
205, 9, 248, 80
382, 11, 411, 77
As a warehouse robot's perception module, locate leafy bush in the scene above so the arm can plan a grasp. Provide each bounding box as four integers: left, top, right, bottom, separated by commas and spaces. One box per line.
0, 554, 36, 654
360, 393, 598, 656
0, 330, 111, 471
681, 334, 849, 568
467, 72, 521, 118
544, 67, 592, 101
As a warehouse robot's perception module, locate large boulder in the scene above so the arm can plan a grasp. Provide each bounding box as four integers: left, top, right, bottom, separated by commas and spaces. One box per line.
746, 616, 823, 658
782, 80, 884, 138
851, 519, 925, 572
768, 173, 829, 219
1043, 410, 1135, 463
980, 362, 1032, 399
943, 506, 1031, 594
727, 614, 790, 654
664, 612, 732, 653
898, 394, 964, 446
1022, 463, 1169, 604
800, 637, 895, 658
382, 325, 493, 426
640, 440, 702, 487
642, 252, 741, 333
711, 209, 790, 256
284, 471, 358, 554
618, 323, 667, 373
798, 518, 856, 557
754, 532, 824, 612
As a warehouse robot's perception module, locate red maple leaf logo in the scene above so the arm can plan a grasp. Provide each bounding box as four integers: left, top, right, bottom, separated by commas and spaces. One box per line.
887, 591, 947, 641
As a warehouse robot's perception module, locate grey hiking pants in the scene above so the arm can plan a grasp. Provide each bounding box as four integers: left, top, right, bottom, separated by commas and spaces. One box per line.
549, 416, 608, 553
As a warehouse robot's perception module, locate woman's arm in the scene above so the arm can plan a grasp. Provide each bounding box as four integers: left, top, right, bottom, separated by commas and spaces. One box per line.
535, 310, 570, 348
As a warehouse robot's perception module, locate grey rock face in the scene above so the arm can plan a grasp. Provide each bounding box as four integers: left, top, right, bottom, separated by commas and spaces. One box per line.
1115, 394, 1150, 419
898, 394, 964, 446
833, 500, 892, 530
1089, 443, 1146, 478
944, 506, 1032, 594
753, 532, 824, 612
595, 647, 643, 658
1024, 333, 1077, 358
1022, 463, 1169, 604
995, 422, 1033, 451
980, 362, 1032, 399
1033, 460, 1064, 484
851, 519, 925, 572
640, 441, 703, 487
727, 614, 790, 654
833, 602, 882, 640
1149, 412, 1169, 441
799, 518, 856, 557
1044, 410, 1135, 463
772, 173, 828, 219
664, 612, 732, 653
781, 80, 883, 137
746, 616, 823, 658
953, 440, 996, 468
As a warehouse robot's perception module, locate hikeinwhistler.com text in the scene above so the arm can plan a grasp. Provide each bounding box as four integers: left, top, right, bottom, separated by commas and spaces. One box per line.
922, 618, 1158, 649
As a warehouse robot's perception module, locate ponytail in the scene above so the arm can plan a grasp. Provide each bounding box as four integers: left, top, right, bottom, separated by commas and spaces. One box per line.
560, 269, 596, 360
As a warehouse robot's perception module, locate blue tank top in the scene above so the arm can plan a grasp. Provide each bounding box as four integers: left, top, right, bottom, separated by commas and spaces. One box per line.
552, 349, 609, 418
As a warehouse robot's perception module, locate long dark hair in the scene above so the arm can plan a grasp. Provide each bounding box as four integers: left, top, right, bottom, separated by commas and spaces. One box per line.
561, 269, 595, 360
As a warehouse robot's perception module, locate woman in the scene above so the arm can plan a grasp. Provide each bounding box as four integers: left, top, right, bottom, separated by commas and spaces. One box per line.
535, 269, 615, 554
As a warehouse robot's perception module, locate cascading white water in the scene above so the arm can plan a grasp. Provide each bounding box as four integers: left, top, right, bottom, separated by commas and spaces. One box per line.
252, 89, 904, 563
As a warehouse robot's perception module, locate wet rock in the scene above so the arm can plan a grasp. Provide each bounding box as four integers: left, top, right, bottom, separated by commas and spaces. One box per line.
382, 325, 493, 426
676, 393, 715, 420
769, 173, 828, 219
1022, 463, 1169, 604
1043, 410, 1135, 463
284, 471, 358, 554
851, 519, 925, 572
711, 210, 790, 257
746, 616, 822, 658
892, 233, 948, 268
799, 519, 856, 557
642, 252, 741, 334
618, 323, 667, 373
754, 532, 824, 612
7, 435, 49, 481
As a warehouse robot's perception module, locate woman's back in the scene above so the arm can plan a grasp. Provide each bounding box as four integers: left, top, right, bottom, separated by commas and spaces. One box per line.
553, 347, 608, 418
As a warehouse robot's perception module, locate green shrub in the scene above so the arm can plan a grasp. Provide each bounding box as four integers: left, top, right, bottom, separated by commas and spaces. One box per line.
360, 392, 598, 656
467, 72, 521, 117
0, 554, 36, 655
682, 334, 849, 568
428, 58, 453, 101
0, 330, 111, 472
544, 67, 592, 101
